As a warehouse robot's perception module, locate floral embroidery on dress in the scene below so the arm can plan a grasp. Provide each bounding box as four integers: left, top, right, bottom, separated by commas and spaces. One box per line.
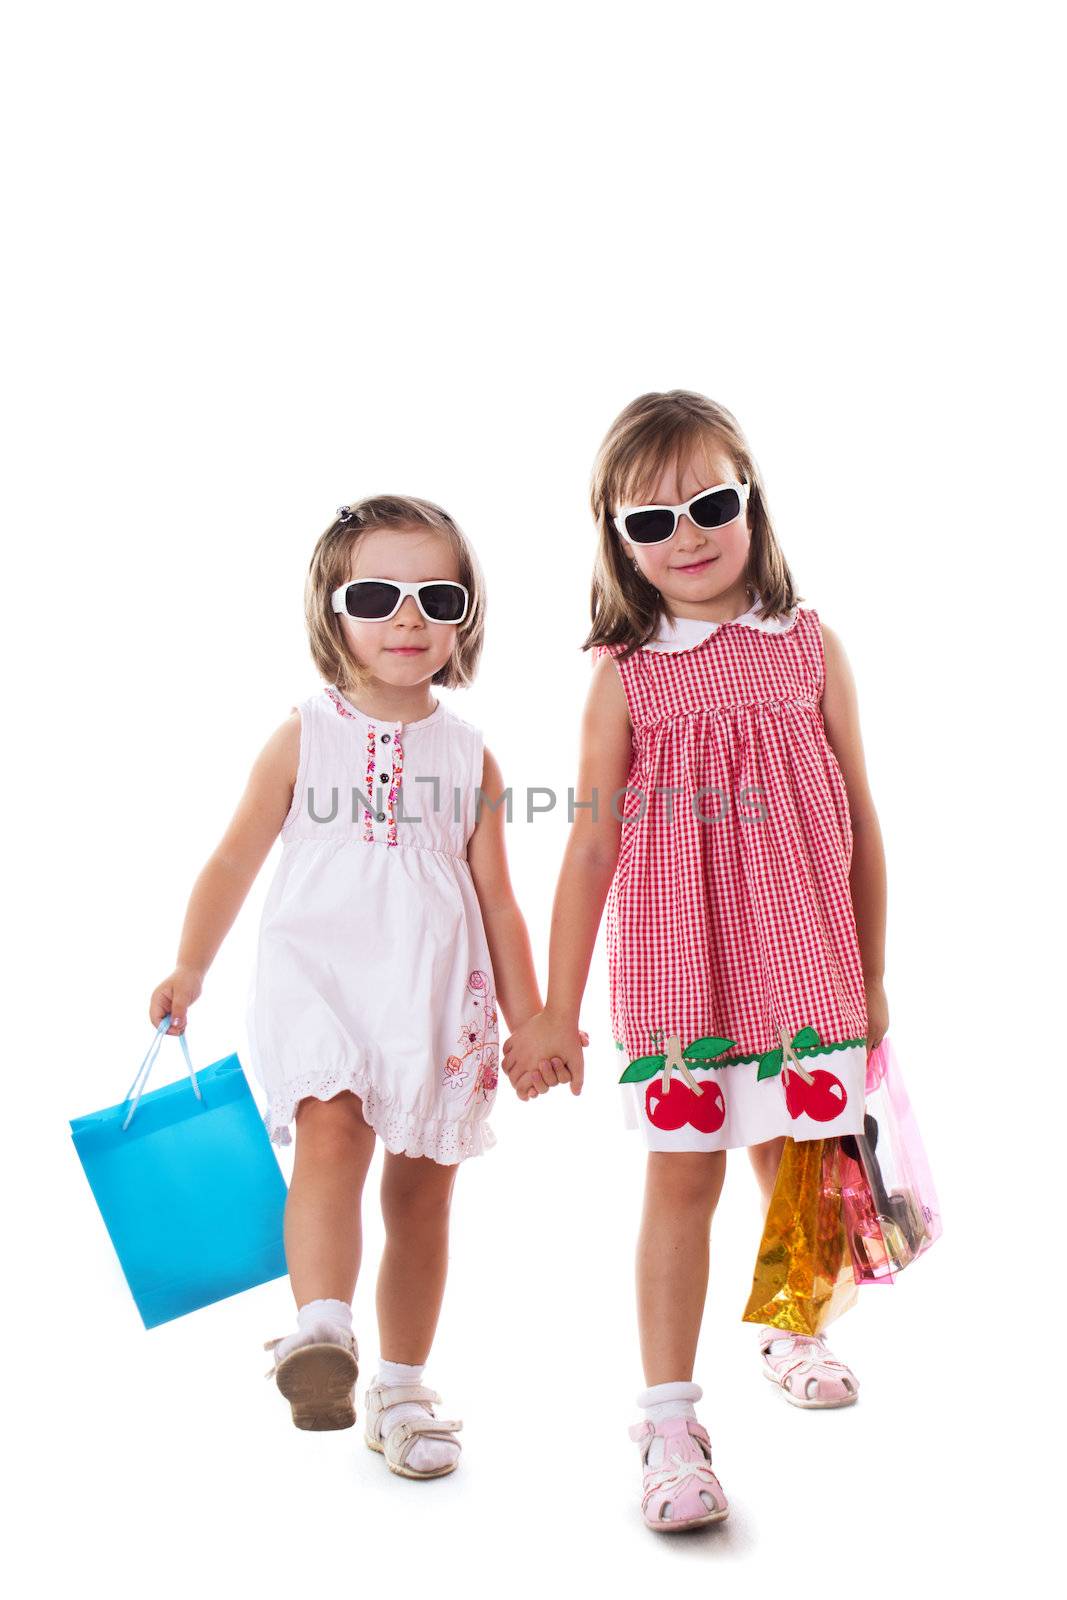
362, 722, 376, 842
326, 686, 403, 846
386, 733, 404, 846
442, 968, 499, 1105
325, 685, 359, 722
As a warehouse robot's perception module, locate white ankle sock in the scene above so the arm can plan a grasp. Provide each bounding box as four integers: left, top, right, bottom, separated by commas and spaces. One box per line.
638, 1379, 702, 1424
272, 1299, 354, 1364
297, 1298, 353, 1335
376, 1358, 459, 1475
638, 1381, 704, 1468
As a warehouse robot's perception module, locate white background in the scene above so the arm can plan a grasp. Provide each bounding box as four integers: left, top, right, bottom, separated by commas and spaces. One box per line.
7, 2, 1062, 1594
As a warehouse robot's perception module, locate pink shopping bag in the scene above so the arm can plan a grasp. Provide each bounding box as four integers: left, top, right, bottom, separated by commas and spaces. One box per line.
840, 1034, 942, 1284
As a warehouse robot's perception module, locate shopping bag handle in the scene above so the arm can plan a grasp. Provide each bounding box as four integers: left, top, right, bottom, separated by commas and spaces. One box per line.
121, 1014, 203, 1132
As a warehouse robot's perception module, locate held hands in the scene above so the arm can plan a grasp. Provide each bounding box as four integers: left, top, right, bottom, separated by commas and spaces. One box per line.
149, 966, 204, 1034
502, 1009, 588, 1101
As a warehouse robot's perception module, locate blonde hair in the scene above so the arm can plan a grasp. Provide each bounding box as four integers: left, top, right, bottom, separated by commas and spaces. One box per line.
305, 495, 486, 694
584, 390, 801, 661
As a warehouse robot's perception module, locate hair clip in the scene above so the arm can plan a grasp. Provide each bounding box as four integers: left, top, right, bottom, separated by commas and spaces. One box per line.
336, 504, 357, 523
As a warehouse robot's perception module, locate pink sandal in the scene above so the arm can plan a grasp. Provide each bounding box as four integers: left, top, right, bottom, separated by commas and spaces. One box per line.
758, 1326, 859, 1408
629, 1416, 729, 1532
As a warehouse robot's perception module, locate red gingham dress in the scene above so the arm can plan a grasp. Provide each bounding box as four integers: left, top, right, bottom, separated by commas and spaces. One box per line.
594, 599, 868, 1151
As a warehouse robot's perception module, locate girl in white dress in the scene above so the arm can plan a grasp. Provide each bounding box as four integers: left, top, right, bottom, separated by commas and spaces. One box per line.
149, 494, 574, 1478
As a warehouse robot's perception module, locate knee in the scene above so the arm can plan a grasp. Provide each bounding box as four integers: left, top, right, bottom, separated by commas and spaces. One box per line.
748, 1137, 785, 1188
293, 1092, 370, 1163
381, 1163, 457, 1234
645, 1152, 725, 1216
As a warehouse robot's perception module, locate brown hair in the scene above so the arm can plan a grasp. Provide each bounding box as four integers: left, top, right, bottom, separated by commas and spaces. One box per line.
584, 390, 801, 661
304, 495, 486, 694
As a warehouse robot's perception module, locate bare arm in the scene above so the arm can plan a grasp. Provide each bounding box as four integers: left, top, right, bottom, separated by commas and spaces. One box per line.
501, 654, 634, 1096
467, 742, 547, 1036
149, 711, 301, 1033
820, 622, 889, 1048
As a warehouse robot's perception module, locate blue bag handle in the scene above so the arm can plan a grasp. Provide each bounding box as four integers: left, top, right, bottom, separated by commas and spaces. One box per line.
122, 1014, 203, 1132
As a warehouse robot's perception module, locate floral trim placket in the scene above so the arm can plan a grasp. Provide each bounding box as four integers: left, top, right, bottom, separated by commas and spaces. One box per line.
324, 684, 406, 847
386, 733, 404, 846
363, 721, 377, 841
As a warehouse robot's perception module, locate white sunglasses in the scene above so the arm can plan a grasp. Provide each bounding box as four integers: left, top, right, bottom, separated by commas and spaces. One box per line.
331, 577, 470, 625
613, 480, 750, 546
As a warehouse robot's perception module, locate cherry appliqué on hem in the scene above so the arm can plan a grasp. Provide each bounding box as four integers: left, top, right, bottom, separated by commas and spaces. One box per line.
621, 1023, 856, 1132
757, 1026, 849, 1122
620, 1028, 734, 1133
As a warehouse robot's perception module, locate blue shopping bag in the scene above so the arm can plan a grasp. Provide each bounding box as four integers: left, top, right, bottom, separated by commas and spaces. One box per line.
70, 1015, 289, 1328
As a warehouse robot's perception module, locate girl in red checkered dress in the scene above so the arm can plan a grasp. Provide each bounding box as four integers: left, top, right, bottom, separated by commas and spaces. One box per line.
502, 391, 889, 1532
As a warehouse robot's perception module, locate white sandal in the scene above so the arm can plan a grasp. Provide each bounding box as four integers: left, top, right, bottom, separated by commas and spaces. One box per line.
364, 1379, 463, 1478
263, 1324, 360, 1431
758, 1326, 859, 1409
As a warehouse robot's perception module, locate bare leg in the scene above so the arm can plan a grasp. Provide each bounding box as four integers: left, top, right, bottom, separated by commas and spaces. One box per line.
284, 1091, 377, 1307
747, 1135, 786, 1214
636, 1151, 727, 1385
377, 1152, 458, 1363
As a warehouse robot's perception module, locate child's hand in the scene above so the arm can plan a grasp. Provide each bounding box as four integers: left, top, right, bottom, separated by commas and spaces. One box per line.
509, 1027, 590, 1100
865, 977, 889, 1054
149, 966, 204, 1034
510, 1053, 570, 1101
502, 1011, 587, 1099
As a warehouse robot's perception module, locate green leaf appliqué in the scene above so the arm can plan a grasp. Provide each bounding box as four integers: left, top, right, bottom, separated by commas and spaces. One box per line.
682, 1035, 735, 1062
619, 1034, 735, 1084
756, 1025, 824, 1080
619, 1054, 667, 1084
757, 1049, 783, 1081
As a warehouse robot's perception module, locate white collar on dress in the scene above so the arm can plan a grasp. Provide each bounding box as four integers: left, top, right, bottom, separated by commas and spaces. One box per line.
643, 590, 799, 654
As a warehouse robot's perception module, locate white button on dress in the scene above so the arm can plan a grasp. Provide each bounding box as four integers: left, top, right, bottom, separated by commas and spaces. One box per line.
245, 684, 498, 1162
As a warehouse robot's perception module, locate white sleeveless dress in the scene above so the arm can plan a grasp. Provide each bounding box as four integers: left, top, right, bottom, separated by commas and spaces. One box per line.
245, 683, 499, 1162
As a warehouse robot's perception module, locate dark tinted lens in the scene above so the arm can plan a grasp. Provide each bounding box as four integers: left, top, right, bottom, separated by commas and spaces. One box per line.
624, 508, 676, 544
689, 487, 742, 529
419, 583, 467, 623
345, 581, 401, 618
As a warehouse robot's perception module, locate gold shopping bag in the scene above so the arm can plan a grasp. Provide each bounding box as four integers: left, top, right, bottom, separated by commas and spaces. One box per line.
742, 1136, 858, 1335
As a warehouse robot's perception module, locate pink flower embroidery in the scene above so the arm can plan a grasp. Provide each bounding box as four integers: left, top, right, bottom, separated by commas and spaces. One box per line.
443, 1053, 468, 1090
362, 723, 376, 842
441, 968, 499, 1103
385, 733, 404, 847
